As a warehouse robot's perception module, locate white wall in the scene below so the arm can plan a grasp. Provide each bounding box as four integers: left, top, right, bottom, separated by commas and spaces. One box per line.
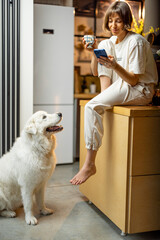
20, 0, 34, 131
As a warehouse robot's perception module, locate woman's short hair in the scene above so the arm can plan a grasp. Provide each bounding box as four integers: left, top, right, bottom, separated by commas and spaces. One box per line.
103, 1, 133, 31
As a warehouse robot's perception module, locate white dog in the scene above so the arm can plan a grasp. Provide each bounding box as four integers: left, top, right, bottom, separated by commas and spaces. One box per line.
0, 111, 63, 225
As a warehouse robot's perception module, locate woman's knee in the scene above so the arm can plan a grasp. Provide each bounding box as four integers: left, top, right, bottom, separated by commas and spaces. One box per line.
85, 100, 104, 116
85, 100, 94, 112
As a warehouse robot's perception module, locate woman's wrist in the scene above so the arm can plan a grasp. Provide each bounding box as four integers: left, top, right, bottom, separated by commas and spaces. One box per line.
91, 52, 98, 64
112, 60, 118, 70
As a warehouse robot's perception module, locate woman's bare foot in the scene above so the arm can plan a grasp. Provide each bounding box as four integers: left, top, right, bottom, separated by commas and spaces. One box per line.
70, 164, 96, 185
70, 149, 97, 185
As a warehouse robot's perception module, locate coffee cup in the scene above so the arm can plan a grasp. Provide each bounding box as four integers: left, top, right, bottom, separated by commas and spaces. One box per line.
84, 35, 95, 49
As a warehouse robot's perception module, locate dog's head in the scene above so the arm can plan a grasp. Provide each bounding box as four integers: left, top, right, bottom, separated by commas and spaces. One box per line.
24, 111, 63, 136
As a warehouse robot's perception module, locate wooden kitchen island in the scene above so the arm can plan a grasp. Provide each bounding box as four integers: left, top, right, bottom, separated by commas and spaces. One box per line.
79, 100, 160, 235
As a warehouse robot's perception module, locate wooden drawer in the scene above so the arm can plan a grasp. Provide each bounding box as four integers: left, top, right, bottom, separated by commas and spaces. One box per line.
128, 175, 160, 233
130, 117, 160, 176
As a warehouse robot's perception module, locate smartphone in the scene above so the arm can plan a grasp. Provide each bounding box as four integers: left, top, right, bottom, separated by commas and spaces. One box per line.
94, 49, 108, 58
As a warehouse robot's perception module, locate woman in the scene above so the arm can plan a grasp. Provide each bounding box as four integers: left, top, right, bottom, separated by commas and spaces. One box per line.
70, 1, 158, 185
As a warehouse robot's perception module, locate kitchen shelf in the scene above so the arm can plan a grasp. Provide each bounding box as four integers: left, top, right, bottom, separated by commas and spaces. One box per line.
74, 93, 98, 99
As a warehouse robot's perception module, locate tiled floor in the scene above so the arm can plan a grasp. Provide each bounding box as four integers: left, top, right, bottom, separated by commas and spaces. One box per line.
0, 162, 159, 240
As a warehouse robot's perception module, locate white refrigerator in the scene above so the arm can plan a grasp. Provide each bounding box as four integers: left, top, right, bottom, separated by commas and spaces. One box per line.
34, 4, 74, 164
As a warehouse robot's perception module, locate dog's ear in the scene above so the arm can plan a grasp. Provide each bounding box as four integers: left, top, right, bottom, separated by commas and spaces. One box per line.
24, 121, 37, 135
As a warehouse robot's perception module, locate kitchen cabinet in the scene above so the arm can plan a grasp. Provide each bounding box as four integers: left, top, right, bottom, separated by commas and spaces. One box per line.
79, 100, 160, 234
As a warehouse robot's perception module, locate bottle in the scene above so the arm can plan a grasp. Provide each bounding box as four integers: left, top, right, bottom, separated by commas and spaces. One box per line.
90, 82, 96, 93
81, 79, 87, 93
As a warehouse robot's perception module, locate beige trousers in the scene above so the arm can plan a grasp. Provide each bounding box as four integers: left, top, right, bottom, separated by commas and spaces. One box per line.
84, 79, 154, 150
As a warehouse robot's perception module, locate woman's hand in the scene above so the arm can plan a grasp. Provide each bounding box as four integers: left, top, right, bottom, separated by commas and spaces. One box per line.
98, 55, 117, 69
82, 37, 98, 51
98, 55, 139, 86
82, 37, 98, 76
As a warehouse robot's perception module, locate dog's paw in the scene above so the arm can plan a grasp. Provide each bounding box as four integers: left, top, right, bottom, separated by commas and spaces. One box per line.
25, 215, 38, 225
0, 210, 16, 218
40, 207, 54, 216
9, 211, 17, 218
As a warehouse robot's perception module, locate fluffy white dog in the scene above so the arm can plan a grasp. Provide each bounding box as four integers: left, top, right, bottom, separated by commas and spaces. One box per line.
0, 111, 63, 225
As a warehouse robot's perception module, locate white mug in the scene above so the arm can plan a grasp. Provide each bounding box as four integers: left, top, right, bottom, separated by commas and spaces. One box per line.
84, 35, 95, 49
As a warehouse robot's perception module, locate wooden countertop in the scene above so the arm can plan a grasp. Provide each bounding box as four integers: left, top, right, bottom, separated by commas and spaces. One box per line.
80, 100, 160, 117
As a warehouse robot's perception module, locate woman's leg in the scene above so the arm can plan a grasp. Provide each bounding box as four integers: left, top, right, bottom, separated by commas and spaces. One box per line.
84, 79, 129, 151
70, 149, 97, 185
70, 79, 128, 185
